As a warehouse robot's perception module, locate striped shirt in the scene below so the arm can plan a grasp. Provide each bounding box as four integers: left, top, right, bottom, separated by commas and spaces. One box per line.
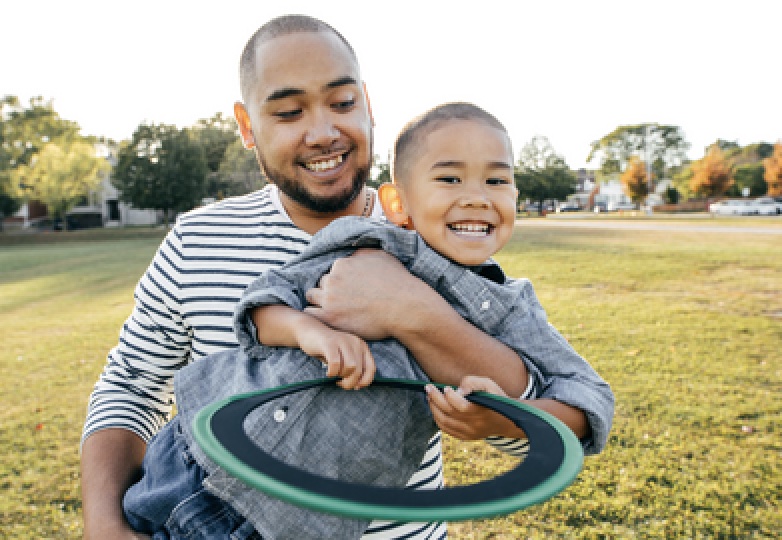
84, 184, 529, 539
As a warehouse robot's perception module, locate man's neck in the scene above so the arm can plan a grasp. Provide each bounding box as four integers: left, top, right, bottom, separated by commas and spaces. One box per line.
277, 187, 373, 235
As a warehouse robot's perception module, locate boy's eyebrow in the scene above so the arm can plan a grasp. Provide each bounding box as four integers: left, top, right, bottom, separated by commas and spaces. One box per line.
430, 160, 513, 170
265, 76, 359, 103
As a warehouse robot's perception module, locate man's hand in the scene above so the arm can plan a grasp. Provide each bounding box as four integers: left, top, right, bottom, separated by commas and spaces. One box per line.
305, 249, 424, 340
425, 376, 525, 440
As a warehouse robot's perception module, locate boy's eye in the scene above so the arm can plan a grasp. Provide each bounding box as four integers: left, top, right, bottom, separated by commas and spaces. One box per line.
436, 176, 460, 184
487, 177, 511, 185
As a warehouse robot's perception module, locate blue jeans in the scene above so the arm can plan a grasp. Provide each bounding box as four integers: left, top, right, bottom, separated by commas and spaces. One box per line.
123, 416, 261, 540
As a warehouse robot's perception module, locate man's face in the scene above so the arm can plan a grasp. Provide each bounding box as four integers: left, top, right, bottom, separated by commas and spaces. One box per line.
397, 119, 518, 266
244, 31, 373, 214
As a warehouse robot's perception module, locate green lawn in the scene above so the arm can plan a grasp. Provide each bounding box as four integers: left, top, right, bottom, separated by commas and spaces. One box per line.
0, 224, 779, 538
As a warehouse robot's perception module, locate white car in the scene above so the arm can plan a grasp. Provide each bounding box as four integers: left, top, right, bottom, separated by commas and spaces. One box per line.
708, 199, 756, 215
749, 197, 782, 215
607, 201, 636, 212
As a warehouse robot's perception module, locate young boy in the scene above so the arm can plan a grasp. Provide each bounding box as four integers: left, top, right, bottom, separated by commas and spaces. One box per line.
123, 102, 614, 539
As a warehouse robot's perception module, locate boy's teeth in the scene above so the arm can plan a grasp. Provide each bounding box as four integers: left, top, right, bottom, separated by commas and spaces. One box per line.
305, 155, 343, 172
449, 223, 490, 234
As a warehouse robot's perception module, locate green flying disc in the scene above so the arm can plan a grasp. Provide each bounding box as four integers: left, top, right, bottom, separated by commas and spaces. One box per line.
192, 377, 583, 522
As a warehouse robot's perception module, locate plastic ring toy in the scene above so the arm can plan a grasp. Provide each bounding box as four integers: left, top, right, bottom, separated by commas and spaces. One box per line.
192, 377, 583, 522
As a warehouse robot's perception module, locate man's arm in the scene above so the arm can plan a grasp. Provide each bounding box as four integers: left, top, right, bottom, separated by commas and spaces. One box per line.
81, 229, 190, 537
81, 429, 149, 540
304, 249, 529, 397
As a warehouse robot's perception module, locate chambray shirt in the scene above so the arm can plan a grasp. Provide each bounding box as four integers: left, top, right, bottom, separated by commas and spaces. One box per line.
175, 216, 614, 539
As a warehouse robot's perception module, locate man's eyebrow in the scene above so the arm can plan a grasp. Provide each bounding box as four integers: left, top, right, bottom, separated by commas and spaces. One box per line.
264, 76, 358, 103
265, 87, 304, 102
325, 76, 358, 90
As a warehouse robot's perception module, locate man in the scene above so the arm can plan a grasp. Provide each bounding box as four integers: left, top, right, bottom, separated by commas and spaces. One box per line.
81, 15, 585, 539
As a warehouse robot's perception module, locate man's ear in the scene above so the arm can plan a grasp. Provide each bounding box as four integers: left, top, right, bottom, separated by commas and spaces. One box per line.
234, 102, 256, 149
378, 183, 410, 227
363, 82, 375, 127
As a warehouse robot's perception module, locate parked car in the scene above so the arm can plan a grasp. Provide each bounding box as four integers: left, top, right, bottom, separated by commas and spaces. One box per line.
556, 202, 581, 213
708, 199, 756, 215
607, 201, 636, 212
592, 201, 608, 213
749, 197, 782, 215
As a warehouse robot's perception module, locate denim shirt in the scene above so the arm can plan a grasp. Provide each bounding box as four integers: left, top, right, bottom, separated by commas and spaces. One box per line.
175, 216, 614, 539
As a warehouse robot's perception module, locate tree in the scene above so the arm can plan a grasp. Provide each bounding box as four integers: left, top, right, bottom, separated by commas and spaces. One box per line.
214, 138, 265, 198
1, 95, 83, 224
689, 145, 734, 197
11, 139, 110, 229
763, 142, 782, 197
370, 154, 391, 189
727, 163, 766, 197
620, 156, 652, 203
586, 123, 690, 183
515, 136, 577, 209
113, 123, 209, 225
191, 113, 247, 199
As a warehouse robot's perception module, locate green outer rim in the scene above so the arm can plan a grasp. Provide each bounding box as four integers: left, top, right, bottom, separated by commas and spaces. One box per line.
192, 377, 583, 522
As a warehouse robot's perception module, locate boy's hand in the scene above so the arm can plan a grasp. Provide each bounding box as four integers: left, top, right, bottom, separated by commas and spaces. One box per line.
296, 322, 375, 390
425, 376, 525, 440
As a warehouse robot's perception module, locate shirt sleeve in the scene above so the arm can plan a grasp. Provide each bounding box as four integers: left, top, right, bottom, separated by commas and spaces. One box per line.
81, 227, 191, 447
496, 278, 615, 455
484, 374, 536, 458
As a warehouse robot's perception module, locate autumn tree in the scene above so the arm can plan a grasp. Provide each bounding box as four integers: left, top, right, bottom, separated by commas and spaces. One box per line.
620, 156, 652, 203
689, 145, 734, 197
515, 136, 577, 208
113, 123, 208, 225
762, 142, 782, 197
11, 139, 110, 229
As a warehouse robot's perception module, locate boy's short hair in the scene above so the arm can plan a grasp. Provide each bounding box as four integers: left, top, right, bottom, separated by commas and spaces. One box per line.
239, 14, 358, 102
392, 102, 511, 184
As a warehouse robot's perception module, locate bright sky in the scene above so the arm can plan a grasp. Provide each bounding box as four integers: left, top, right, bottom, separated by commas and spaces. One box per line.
4, 0, 780, 169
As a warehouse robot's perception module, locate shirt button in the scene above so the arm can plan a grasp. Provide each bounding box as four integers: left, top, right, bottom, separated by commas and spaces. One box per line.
481, 300, 491, 311
273, 407, 287, 422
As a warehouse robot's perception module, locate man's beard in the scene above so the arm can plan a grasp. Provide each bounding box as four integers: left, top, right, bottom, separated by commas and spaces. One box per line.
259, 152, 371, 214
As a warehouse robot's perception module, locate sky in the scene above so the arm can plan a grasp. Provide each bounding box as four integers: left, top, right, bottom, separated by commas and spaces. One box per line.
4, 0, 781, 170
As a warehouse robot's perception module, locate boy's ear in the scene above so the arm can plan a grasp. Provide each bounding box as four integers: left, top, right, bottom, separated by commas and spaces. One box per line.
378, 183, 410, 227
234, 102, 256, 149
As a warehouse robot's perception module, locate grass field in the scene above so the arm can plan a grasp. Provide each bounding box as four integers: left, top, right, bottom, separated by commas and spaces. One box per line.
0, 222, 779, 538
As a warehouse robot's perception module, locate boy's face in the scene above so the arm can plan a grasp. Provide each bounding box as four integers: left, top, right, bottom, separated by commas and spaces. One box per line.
241, 31, 373, 214
397, 119, 518, 266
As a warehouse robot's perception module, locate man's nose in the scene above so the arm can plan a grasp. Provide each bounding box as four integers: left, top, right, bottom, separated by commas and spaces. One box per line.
304, 111, 339, 147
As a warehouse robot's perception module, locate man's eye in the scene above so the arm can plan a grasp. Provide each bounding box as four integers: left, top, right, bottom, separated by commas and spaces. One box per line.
333, 99, 356, 111
274, 109, 302, 119
436, 176, 460, 184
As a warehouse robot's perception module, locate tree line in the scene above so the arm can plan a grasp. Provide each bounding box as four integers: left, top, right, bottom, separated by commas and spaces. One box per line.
2, 95, 780, 230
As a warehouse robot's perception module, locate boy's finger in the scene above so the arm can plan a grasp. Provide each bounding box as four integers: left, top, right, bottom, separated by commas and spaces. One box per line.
442, 386, 472, 412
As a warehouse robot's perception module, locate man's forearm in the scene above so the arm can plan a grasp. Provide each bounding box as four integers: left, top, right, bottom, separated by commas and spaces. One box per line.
81, 428, 147, 539
394, 289, 528, 397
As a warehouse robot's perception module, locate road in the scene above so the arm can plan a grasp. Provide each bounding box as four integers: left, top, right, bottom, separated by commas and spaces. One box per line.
516, 217, 782, 235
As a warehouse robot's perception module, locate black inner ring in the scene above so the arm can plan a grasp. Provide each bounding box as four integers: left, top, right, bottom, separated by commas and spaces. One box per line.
210, 379, 566, 508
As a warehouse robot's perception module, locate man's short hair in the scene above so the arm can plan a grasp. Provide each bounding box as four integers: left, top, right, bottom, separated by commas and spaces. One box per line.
240, 14, 358, 102
393, 102, 511, 183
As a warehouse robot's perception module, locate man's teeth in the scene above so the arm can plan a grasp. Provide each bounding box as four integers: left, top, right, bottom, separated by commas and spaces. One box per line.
305, 155, 343, 172
449, 223, 490, 235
